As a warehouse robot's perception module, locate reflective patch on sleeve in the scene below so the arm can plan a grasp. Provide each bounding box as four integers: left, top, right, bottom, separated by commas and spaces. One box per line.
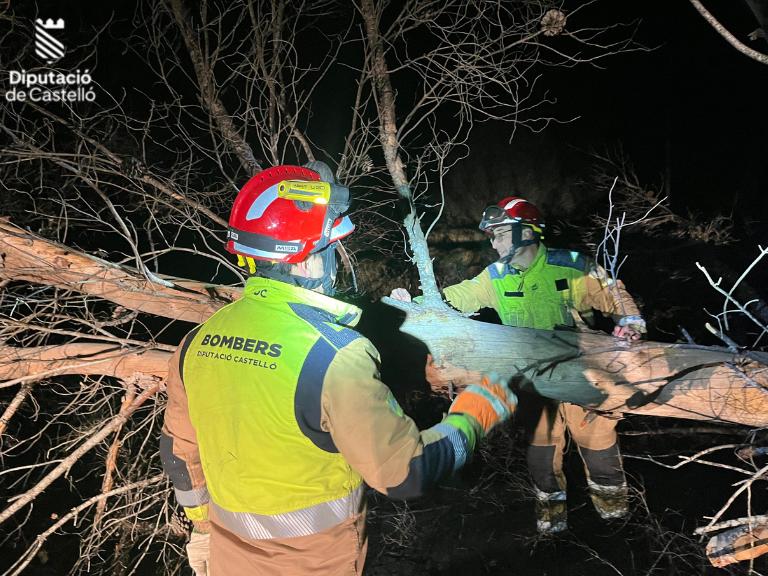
295, 338, 339, 453
385, 391, 405, 418
159, 432, 193, 491
432, 422, 469, 471
175, 486, 210, 508
386, 432, 457, 500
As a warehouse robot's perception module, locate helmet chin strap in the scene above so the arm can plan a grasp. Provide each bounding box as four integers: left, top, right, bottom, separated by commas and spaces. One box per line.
252, 244, 338, 295
498, 223, 538, 265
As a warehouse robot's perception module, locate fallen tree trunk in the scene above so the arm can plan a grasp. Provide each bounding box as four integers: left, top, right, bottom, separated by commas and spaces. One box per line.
0, 220, 239, 324
385, 299, 768, 427
0, 344, 171, 386
3, 221, 768, 428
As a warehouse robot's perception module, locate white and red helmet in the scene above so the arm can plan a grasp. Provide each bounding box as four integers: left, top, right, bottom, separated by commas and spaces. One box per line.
226, 165, 354, 263
478, 196, 545, 234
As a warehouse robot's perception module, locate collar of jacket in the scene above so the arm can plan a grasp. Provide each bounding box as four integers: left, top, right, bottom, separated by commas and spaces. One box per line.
495, 243, 548, 277
243, 276, 363, 328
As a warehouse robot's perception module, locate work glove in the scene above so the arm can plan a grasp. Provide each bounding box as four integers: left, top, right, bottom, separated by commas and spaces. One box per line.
186, 526, 210, 576
613, 315, 646, 341
448, 372, 517, 436
389, 287, 412, 302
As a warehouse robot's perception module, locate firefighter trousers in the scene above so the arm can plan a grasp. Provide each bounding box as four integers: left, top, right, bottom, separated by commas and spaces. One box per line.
527, 401, 625, 494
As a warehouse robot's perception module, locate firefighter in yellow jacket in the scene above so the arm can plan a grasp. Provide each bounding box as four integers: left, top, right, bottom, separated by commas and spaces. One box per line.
160, 163, 518, 576
391, 196, 646, 535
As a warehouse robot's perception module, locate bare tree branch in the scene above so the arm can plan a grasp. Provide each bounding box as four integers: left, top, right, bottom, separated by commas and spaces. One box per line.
0, 377, 161, 526
167, 0, 263, 174
688, 0, 768, 65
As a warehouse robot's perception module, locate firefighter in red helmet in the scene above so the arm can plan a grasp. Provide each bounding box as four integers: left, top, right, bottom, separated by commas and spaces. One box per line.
160, 163, 518, 575
392, 195, 646, 535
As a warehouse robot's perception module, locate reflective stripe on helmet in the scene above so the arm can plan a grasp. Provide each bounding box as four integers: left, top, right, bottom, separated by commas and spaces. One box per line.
228, 227, 304, 260
231, 241, 292, 261
245, 184, 280, 220
503, 198, 528, 211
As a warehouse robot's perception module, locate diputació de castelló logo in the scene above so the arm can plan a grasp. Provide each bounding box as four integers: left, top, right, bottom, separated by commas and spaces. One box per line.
4, 17, 97, 103
35, 18, 65, 64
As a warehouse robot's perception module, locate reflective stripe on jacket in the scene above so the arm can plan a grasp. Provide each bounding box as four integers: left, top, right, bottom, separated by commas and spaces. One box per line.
442, 244, 640, 329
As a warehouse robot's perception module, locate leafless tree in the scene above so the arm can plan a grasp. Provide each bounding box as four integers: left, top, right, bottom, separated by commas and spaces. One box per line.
1, 1, 766, 575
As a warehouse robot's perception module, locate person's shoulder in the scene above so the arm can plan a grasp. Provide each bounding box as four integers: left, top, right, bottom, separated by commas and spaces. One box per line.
545, 247, 590, 272
329, 335, 382, 377
334, 333, 380, 359
485, 262, 518, 279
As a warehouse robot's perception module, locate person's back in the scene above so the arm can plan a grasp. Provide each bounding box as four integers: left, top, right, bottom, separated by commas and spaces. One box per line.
161, 164, 519, 575
180, 276, 366, 526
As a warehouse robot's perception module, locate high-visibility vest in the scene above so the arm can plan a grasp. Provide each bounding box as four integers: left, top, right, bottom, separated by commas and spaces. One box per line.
487, 245, 591, 329
181, 276, 365, 539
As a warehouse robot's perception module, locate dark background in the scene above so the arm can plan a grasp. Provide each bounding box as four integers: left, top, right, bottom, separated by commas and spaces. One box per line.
2, 1, 767, 575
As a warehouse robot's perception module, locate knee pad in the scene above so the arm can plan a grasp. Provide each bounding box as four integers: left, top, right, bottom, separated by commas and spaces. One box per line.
527, 444, 564, 493
580, 444, 625, 486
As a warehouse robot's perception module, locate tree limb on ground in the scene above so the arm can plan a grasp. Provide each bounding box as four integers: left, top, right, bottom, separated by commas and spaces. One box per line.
0, 220, 239, 324
4, 216, 766, 428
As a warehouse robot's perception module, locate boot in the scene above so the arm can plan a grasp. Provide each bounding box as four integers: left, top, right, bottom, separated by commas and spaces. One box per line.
588, 480, 628, 520
534, 488, 567, 534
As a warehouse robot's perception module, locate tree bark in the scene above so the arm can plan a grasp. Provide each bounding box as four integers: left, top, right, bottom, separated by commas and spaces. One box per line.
0, 343, 171, 386
688, 0, 768, 65
0, 220, 238, 324
359, 0, 443, 306
4, 219, 768, 428
385, 298, 768, 427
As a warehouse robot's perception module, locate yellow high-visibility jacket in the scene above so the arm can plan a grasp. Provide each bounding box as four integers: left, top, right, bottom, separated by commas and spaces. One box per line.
161, 276, 479, 541
443, 244, 641, 329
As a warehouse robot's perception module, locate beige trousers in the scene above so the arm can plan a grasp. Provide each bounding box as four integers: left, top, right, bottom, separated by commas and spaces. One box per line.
528, 402, 624, 493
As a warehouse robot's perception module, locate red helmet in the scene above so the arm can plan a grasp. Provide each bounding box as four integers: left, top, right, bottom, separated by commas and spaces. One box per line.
226, 165, 354, 264
478, 196, 544, 233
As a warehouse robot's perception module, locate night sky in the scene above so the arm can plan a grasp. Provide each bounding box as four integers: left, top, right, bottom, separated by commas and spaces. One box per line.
4, 0, 767, 301
13, 1, 767, 216
562, 1, 768, 220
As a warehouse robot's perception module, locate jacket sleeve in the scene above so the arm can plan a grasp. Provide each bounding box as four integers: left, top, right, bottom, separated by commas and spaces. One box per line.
442, 268, 497, 315
160, 335, 209, 521
321, 338, 481, 500
573, 263, 642, 320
